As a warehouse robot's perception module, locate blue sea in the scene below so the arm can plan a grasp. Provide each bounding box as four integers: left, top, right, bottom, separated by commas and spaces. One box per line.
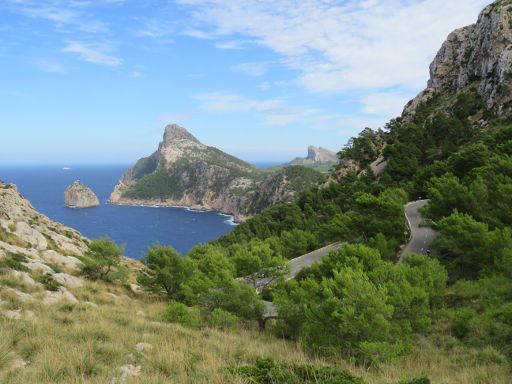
0, 165, 240, 259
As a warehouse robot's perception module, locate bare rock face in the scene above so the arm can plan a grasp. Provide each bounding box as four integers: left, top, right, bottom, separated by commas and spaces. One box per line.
289, 146, 338, 165
306, 146, 338, 163
64, 180, 99, 208
404, 0, 512, 118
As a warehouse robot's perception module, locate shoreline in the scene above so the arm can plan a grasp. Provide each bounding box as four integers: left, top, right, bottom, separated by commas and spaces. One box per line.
109, 200, 240, 225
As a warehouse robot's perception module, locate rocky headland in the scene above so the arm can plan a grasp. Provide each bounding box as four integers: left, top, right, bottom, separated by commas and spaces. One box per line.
289, 146, 338, 166
110, 124, 324, 221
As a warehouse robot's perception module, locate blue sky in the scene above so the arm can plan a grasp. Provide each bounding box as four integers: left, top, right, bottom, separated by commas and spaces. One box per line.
0, 0, 490, 165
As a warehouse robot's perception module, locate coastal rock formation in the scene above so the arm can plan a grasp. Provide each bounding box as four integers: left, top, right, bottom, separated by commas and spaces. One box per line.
404, 0, 512, 119
0, 181, 90, 310
289, 146, 338, 166
0, 183, 89, 256
64, 180, 99, 208
110, 124, 324, 221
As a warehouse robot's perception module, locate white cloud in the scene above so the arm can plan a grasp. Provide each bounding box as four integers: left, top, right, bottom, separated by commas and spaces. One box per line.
35, 58, 65, 73
136, 20, 175, 39
194, 92, 318, 125
194, 92, 282, 112
214, 40, 247, 49
360, 92, 413, 116
78, 20, 109, 34
2, 0, 111, 31
62, 41, 122, 66
233, 62, 268, 76
177, 0, 489, 94
12, 2, 78, 25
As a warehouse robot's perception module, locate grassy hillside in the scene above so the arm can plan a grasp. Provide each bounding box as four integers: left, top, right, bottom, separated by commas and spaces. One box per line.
1, 277, 509, 383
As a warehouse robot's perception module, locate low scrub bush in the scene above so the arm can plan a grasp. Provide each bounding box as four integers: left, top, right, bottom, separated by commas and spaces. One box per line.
208, 308, 238, 330
232, 357, 365, 384
0, 252, 28, 272
162, 301, 202, 329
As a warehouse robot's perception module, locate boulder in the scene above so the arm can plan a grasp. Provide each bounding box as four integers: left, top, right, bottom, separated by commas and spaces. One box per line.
15, 222, 47, 250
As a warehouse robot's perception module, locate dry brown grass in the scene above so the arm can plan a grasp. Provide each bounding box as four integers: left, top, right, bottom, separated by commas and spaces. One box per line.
0, 278, 509, 383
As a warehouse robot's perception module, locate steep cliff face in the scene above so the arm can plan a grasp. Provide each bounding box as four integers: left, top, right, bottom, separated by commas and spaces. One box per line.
64, 181, 99, 208
404, 0, 512, 119
110, 124, 324, 221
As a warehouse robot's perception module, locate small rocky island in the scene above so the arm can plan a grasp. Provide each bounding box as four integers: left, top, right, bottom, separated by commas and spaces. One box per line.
64, 180, 99, 208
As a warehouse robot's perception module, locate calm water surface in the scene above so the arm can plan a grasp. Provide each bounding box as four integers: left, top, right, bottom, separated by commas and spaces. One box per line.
0, 166, 236, 259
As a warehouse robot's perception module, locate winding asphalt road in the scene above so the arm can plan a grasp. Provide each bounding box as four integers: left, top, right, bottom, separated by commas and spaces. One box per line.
400, 199, 437, 260
261, 200, 437, 319
288, 242, 344, 277
261, 243, 343, 321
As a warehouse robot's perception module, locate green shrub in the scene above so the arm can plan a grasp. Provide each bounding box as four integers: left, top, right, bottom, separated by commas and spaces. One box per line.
39, 274, 61, 291
232, 357, 365, 384
0, 252, 28, 272
452, 307, 477, 338
59, 303, 75, 312
399, 378, 430, 384
81, 237, 124, 281
209, 308, 238, 330
162, 301, 202, 329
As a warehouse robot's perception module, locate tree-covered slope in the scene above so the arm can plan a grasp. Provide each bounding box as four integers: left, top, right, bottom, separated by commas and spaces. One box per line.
189, 0, 512, 369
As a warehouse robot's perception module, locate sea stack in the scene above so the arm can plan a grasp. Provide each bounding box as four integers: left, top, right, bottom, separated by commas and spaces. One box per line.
64, 180, 100, 208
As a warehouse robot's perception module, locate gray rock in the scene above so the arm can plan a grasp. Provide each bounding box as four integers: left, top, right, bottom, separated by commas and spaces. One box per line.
64, 180, 99, 208
289, 146, 338, 165
43, 287, 79, 305
40, 250, 83, 271
3, 309, 22, 320
15, 222, 47, 250
52, 272, 83, 288
404, 1, 512, 118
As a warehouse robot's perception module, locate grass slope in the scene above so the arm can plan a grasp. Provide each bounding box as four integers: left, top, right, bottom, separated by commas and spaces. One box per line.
0, 275, 509, 383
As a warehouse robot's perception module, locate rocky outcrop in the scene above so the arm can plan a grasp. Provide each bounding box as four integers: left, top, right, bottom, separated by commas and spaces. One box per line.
404, 0, 512, 119
0, 183, 88, 255
64, 180, 99, 208
0, 181, 91, 312
110, 124, 324, 221
289, 146, 338, 166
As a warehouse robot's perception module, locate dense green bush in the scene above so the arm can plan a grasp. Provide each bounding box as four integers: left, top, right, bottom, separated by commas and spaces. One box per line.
273, 244, 447, 365
232, 357, 365, 384
137, 244, 193, 300
162, 301, 202, 329
399, 378, 430, 384
208, 308, 239, 330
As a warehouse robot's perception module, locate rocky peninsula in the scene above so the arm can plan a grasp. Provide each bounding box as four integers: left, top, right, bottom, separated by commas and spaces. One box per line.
110, 124, 324, 221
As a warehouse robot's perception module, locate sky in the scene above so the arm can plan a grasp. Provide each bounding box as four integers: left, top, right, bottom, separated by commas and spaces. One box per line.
0, 0, 491, 165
